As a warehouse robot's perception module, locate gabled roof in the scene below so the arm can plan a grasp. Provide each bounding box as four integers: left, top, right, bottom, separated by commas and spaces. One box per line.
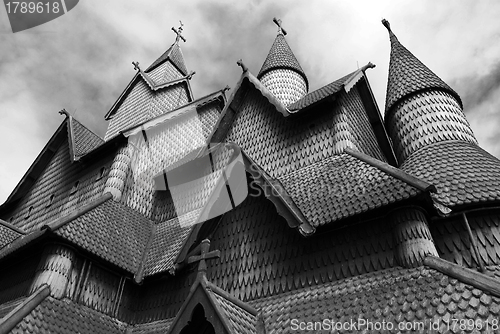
401, 140, 500, 209
143, 209, 200, 277
257, 33, 308, 89
103, 70, 194, 121
210, 65, 377, 147
146, 42, 188, 76
277, 148, 434, 227
50, 194, 153, 274
166, 276, 260, 334
382, 19, 462, 114
60, 110, 105, 161
0, 114, 106, 210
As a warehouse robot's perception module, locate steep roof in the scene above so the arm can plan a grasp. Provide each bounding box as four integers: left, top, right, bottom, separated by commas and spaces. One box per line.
63, 111, 105, 160
401, 141, 500, 208
257, 33, 308, 88
146, 42, 188, 76
0, 114, 105, 209
382, 19, 462, 114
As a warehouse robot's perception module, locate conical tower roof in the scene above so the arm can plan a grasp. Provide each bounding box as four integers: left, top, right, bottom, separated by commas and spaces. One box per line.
257, 32, 308, 89
383, 19, 461, 115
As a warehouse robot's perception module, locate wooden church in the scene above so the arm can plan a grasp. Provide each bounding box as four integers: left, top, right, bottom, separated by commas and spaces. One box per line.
1, 18, 500, 333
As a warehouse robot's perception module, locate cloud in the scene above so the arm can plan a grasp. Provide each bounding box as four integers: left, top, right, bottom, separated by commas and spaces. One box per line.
1, 0, 499, 203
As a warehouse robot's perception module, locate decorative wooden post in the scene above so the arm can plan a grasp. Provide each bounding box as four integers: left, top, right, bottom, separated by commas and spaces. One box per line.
391, 206, 438, 268
30, 244, 76, 298
187, 239, 220, 280
104, 143, 132, 201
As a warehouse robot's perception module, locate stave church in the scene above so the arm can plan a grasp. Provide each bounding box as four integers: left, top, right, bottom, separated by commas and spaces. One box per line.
1, 17, 500, 334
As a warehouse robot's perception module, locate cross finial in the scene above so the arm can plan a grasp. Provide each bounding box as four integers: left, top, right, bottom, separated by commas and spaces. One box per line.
273, 17, 287, 36
187, 239, 220, 278
172, 21, 186, 43
132, 61, 140, 71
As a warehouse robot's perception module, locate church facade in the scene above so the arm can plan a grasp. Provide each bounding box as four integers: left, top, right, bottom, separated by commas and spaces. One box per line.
1, 18, 500, 334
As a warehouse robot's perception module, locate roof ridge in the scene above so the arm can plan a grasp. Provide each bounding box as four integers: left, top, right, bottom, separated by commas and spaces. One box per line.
0, 284, 50, 333
345, 147, 436, 193
45, 192, 113, 231
121, 88, 226, 137
205, 281, 259, 316
105, 70, 194, 122
134, 223, 156, 283
0, 219, 26, 235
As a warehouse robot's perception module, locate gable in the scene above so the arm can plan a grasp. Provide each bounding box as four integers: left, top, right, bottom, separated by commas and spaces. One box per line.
104, 78, 192, 141
1, 130, 114, 233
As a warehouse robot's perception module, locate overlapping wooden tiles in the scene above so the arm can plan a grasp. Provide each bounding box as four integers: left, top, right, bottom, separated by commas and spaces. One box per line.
278, 153, 419, 227
250, 266, 500, 333
122, 103, 222, 222
387, 90, 477, 163
225, 87, 384, 179
0, 222, 21, 248
385, 30, 460, 114
401, 141, 500, 207
4, 138, 113, 232
260, 68, 307, 106
105, 79, 190, 141
431, 209, 500, 268
206, 187, 395, 302
11, 296, 128, 334
118, 270, 196, 324
147, 58, 185, 85
71, 118, 104, 157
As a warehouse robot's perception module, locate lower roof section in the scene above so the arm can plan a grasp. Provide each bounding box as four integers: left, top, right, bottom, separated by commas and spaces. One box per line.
401, 141, 500, 209
250, 265, 500, 333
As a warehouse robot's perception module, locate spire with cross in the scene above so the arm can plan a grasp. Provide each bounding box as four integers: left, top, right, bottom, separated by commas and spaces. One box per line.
172, 20, 186, 44
273, 17, 287, 36
187, 239, 220, 279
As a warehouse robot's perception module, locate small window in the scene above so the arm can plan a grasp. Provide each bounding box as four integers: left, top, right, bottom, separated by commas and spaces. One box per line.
70, 181, 80, 195
46, 194, 55, 208
25, 206, 33, 219
96, 167, 106, 181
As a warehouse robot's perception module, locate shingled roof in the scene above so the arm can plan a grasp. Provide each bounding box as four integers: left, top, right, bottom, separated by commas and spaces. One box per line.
10, 296, 128, 334
146, 42, 188, 76
52, 195, 153, 274
0, 220, 23, 250
250, 265, 500, 333
278, 150, 432, 227
401, 141, 500, 208
257, 33, 308, 89
67, 114, 105, 160
382, 19, 462, 115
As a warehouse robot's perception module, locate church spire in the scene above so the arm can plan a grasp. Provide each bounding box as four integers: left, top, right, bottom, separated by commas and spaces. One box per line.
382, 19, 461, 114
145, 21, 189, 77
382, 19, 477, 165
257, 17, 308, 106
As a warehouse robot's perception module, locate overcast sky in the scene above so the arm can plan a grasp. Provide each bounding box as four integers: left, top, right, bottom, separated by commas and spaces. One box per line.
1, 0, 500, 203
